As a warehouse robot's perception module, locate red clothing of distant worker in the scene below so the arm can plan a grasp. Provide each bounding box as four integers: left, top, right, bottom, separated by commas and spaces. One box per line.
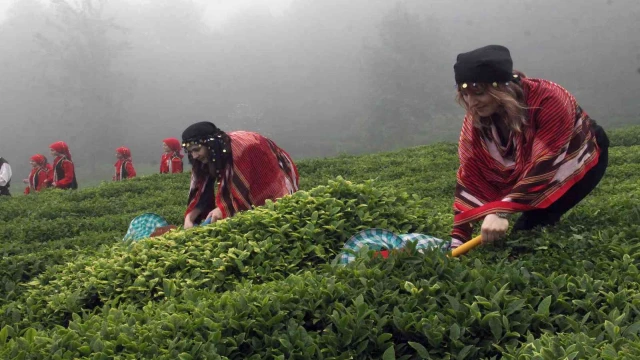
160, 138, 184, 174
48, 141, 78, 190
114, 147, 137, 181
24, 154, 52, 194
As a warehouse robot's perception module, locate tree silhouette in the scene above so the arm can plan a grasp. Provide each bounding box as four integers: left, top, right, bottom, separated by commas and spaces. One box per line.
364, 3, 454, 150
34, 0, 132, 169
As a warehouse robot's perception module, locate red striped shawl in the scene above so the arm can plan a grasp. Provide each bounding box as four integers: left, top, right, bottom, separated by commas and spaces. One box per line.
452, 78, 602, 242
185, 131, 299, 221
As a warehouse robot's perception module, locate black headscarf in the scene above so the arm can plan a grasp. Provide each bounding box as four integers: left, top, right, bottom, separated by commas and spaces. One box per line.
181, 121, 232, 179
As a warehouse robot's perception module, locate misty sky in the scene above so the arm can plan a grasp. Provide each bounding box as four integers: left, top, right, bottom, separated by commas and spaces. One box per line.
0, 0, 638, 188
0, 0, 294, 28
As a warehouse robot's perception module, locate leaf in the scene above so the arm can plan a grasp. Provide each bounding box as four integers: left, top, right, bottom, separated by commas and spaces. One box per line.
404, 281, 416, 293
502, 315, 510, 332
446, 295, 460, 312
504, 299, 527, 316
622, 321, 640, 337
566, 351, 579, 360
488, 317, 502, 340
0, 326, 8, 345
211, 331, 222, 343
450, 323, 461, 341
163, 279, 176, 297
537, 295, 552, 316
377, 333, 392, 344
408, 341, 429, 358
457, 345, 474, 360
604, 320, 619, 340
23, 328, 36, 344
481, 312, 501, 325
78, 346, 91, 356
93, 338, 104, 352
382, 345, 396, 360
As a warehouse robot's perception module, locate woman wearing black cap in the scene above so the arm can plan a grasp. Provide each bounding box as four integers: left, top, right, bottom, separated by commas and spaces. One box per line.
181, 122, 300, 229
450, 44, 609, 247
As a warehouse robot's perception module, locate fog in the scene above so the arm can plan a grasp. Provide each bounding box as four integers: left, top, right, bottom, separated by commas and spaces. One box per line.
0, 0, 638, 186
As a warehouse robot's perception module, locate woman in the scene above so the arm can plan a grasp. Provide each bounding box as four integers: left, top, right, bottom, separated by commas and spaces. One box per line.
114, 146, 137, 181
24, 154, 52, 194
160, 138, 184, 174
181, 121, 300, 229
450, 45, 609, 247
48, 141, 78, 190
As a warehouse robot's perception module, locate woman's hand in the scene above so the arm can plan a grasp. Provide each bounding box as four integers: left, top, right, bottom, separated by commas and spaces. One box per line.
206, 208, 223, 223
183, 217, 195, 229
481, 214, 509, 244
183, 208, 203, 230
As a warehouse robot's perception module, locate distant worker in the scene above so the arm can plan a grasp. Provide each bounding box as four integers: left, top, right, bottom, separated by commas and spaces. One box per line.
181, 121, 299, 229
450, 45, 609, 247
113, 147, 137, 181
48, 141, 78, 190
24, 154, 52, 194
160, 138, 184, 174
0, 156, 12, 196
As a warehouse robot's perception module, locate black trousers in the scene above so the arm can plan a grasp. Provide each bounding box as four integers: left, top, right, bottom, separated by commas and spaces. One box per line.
512, 121, 610, 232
0, 187, 10, 196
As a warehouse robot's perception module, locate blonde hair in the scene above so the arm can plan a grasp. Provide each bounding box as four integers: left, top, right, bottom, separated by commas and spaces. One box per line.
456, 70, 528, 133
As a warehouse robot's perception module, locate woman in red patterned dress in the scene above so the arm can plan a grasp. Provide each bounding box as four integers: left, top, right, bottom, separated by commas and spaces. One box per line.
113, 147, 137, 181
160, 138, 184, 174
180, 121, 299, 229
48, 141, 78, 190
24, 154, 52, 194
450, 45, 609, 247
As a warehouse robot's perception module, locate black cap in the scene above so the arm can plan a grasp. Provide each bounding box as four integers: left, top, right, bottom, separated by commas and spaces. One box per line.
181, 121, 221, 144
454, 45, 514, 85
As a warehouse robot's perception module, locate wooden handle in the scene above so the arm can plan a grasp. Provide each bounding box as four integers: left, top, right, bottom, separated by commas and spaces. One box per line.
450, 235, 482, 257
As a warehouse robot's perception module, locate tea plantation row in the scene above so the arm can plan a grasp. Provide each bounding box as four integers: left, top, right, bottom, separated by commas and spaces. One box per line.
0, 125, 638, 359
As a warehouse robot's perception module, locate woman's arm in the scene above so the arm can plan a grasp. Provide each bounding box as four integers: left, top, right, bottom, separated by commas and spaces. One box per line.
184, 208, 201, 229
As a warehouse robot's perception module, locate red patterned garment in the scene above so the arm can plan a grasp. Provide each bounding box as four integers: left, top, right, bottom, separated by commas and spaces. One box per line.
24, 154, 52, 194
452, 78, 603, 242
49, 141, 77, 190
51, 156, 76, 189
114, 147, 136, 181
160, 138, 184, 174
185, 131, 299, 221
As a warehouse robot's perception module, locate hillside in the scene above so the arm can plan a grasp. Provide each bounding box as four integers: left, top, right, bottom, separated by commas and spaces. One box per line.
0, 125, 639, 359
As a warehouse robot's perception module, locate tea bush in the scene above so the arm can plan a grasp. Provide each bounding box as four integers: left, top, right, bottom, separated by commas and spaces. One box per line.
0, 126, 639, 358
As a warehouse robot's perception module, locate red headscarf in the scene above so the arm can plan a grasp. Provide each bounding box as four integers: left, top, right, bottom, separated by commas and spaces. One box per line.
163, 138, 184, 158
30, 154, 47, 166
116, 147, 132, 160
50, 141, 72, 160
